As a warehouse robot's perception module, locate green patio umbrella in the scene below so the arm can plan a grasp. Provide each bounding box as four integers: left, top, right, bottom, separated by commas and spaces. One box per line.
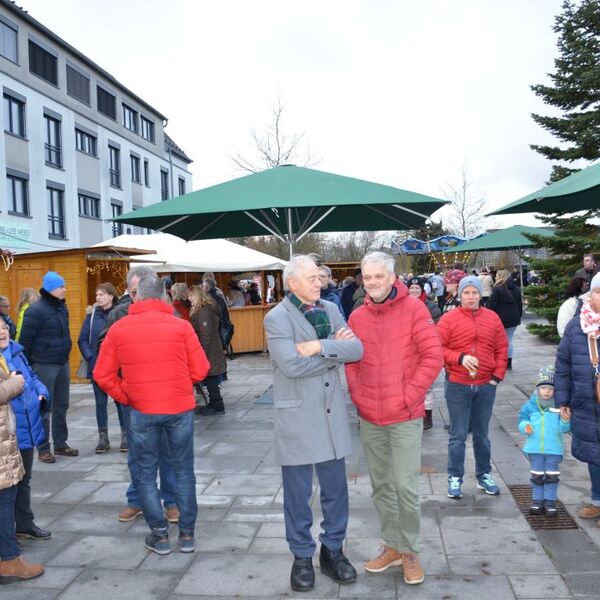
113, 165, 447, 257
442, 225, 554, 289
488, 161, 600, 215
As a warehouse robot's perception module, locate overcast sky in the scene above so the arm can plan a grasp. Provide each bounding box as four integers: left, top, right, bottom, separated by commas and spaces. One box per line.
22, 0, 567, 230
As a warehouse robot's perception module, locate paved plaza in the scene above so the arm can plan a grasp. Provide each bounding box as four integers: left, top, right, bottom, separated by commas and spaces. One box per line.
2, 317, 600, 599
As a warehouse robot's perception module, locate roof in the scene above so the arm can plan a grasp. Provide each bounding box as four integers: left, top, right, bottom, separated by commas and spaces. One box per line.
442, 225, 554, 252
2, 0, 167, 121
164, 133, 193, 164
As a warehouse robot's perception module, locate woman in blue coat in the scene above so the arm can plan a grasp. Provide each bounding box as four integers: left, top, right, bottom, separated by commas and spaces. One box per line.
78, 283, 121, 453
555, 272, 600, 522
0, 321, 51, 540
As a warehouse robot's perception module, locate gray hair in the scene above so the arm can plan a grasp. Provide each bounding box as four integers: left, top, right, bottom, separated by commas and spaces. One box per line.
283, 255, 318, 291
319, 265, 332, 278
136, 275, 167, 301
126, 265, 154, 289
203, 278, 216, 291
171, 282, 189, 302
361, 251, 396, 275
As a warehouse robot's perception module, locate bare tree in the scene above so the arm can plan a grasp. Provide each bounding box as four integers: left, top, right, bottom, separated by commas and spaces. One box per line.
231, 93, 319, 173
443, 163, 488, 239
323, 231, 392, 262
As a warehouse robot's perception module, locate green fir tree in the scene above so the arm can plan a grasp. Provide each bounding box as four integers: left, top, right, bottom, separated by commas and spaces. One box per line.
530, 0, 600, 182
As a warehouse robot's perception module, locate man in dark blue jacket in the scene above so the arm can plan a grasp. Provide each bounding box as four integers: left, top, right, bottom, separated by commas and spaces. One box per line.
19, 271, 77, 463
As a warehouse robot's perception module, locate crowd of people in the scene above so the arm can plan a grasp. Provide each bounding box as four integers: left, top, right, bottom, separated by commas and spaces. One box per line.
0, 252, 599, 591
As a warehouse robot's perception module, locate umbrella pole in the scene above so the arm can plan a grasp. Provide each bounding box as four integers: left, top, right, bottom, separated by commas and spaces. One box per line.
517, 248, 525, 302
287, 208, 294, 259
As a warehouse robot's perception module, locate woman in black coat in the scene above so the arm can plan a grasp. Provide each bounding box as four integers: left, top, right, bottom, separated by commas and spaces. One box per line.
488, 269, 522, 370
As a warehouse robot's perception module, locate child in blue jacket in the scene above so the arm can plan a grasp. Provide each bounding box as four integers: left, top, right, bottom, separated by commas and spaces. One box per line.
518, 365, 570, 517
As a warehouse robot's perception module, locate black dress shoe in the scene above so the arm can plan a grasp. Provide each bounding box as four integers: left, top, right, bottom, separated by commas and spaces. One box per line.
319, 544, 357, 584
290, 557, 315, 591
16, 525, 52, 540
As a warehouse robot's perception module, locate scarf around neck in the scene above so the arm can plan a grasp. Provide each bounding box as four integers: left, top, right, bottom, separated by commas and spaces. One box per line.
288, 292, 331, 340
580, 300, 600, 339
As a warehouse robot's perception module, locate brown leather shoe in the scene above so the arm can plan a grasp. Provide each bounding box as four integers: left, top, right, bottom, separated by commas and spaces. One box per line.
0, 556, 44, 583
400, 552, 424, 585
365, 545, 403, 573
118, 506, 143, 522
38, 451, 56, 464
165, 506, 180, 523
578, 504, 600, 519
54, 446, 79, 457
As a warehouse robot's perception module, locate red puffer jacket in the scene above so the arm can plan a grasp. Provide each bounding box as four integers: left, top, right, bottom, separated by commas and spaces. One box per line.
437, 306, 508, 385
346, 281, 444, 425
94, 299, 210, 414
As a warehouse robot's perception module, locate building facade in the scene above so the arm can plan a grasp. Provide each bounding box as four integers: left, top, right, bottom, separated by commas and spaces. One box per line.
0, 0, 193, 252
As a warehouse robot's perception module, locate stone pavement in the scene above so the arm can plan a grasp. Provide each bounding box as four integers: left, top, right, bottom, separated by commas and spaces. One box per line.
2, 316, 600, 599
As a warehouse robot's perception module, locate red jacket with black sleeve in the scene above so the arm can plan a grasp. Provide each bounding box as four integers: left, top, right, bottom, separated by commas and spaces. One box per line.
436, 306, 508, 385
345, 281, 444, 425
93, 299, 210, 414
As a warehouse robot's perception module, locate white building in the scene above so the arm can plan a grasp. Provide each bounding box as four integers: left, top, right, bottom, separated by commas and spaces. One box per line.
0, 0, 192, 252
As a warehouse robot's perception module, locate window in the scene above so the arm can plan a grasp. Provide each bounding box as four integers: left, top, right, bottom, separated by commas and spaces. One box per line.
44, 114, 62, 167
178, 177, 186, 196
97, 86, 116, 119
66, 65, 90, 104
3, 94, 25, 137
122, 104, 138, 133
29, 40, 57, 85
78, 193, 100, 218
111, 202, 123, 237
47, 186, 65, 238
109, 145, 121, 188
160, 169, 169, 200
0, 21, 17, 63
6, 173, 28, 215
143, 159, 149, 186
140, 116, 154, 142
75, 128, 97, 156
130, 154, 141, 183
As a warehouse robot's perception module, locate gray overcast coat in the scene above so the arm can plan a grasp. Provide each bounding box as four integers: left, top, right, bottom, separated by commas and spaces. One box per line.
264, 297, 363, 466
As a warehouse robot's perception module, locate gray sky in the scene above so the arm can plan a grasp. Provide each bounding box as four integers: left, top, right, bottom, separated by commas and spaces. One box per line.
22, 0, 566, 230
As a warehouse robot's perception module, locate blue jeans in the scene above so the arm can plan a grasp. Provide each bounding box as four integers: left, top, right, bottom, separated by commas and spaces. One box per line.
589, 463, 600, 507
0, 484, 20, 561
505, 326, 517, 359
445, 380, 497, 479
121, 404, 177, 509
529, 453, 561, 501
33, 362, 70, 452
281, 457, 348, 558
93, 380, 125, 430
128, 408, 197, 535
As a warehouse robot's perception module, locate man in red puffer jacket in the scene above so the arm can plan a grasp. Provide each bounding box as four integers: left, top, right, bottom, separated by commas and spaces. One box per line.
346, 252, 443, 586
94, 275, 209, 556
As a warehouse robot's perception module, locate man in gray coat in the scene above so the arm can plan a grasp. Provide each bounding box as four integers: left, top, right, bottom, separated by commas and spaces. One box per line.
264, 255, 363, 593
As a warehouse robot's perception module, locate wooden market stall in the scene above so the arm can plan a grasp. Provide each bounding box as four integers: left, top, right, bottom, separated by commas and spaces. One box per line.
0, 245, 155, 381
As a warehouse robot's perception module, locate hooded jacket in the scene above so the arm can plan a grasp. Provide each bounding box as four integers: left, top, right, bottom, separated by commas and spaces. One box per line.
0, 372, 25, 490
437, 305, 508, 385
346, 281, 443, 425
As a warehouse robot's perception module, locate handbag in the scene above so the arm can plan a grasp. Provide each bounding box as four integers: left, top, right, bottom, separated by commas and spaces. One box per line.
77, 306, 95, 379
219, 320, 234, 348
587, 334, 600, 403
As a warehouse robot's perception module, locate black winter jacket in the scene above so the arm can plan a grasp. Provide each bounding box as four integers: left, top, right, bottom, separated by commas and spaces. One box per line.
18, 288, 72, 364
488, 280, 522, 329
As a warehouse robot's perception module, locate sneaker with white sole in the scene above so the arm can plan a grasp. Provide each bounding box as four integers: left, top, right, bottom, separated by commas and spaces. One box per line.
447, 476, 462, 499
477, 473, 500, 495
145, 529, 171, 555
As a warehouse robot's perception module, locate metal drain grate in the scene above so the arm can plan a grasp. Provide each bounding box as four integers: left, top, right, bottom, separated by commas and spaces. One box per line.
509, 485, 578, 530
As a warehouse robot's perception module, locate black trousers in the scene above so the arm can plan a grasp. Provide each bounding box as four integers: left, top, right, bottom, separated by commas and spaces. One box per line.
205, 375, 224, 409
15, 448, 35, 531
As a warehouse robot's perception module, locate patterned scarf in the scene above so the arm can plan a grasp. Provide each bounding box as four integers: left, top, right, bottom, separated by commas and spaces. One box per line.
580, 300, 600, 339
287, 292, 331, 340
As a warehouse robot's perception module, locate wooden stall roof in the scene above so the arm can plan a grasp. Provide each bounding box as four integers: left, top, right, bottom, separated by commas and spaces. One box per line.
13, 246, 158, 260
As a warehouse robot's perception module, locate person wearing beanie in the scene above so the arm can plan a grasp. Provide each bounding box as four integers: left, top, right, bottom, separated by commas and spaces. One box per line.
407, 277, 442, 431
518, 365, 570, 516
555, 269, 600, 522
488, 269, 523, 371
441, 269, 466, 313
437, 271, 508, 499
18, 271, 78, 463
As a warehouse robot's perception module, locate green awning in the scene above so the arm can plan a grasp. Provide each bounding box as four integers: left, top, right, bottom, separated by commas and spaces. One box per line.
442, 225, 554, 252
113, 165, 447, 254
489, 161, 600, 215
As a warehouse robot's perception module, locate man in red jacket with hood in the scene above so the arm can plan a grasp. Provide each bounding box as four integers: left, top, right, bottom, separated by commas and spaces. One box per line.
94, 275, 209, 556
346, 252, 443, 586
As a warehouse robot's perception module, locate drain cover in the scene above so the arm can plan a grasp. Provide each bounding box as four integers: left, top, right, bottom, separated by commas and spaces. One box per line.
509, 485, 578, 530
